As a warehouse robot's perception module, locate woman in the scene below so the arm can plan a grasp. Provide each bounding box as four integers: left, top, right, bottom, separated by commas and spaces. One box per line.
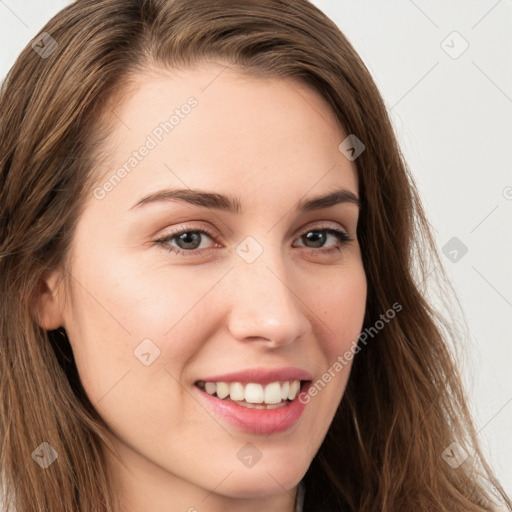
0, 0, 510, 510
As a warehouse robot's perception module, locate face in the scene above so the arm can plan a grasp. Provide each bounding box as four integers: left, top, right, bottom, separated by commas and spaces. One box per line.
39, 62, 367, 510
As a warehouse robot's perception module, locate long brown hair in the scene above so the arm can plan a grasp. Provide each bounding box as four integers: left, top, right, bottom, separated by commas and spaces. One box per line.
1, 0, 510, 510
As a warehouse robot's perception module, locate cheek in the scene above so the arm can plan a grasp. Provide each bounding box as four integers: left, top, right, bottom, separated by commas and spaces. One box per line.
292, 260, 366, 410
313, 261, 367, 361
62, 248, 220, 407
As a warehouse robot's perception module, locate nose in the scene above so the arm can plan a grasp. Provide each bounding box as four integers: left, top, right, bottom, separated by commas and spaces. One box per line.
226, 253, 311, 348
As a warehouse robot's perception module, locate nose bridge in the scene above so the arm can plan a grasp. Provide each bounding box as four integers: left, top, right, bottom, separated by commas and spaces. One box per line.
226, 242, 311, 346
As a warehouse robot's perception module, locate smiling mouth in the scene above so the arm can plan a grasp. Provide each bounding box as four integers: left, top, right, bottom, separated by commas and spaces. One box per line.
195, 379, 309, 409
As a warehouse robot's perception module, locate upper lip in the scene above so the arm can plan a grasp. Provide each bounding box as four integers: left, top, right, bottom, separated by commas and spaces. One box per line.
196, 366, 313, 385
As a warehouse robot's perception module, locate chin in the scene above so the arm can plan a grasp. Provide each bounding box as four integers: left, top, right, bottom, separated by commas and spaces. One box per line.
217, 463, 306, 499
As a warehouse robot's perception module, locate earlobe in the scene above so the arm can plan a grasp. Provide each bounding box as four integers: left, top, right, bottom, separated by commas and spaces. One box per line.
32, 270, 66, 331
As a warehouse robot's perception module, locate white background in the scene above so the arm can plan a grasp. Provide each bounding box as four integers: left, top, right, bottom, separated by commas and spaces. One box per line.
1, 0, 511, 499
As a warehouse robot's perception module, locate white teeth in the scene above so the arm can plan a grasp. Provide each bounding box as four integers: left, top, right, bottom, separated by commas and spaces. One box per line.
244, 383, 264, 403
216, 382, 230, 399
264, 382, 282, 404
280, 381, 290, 400
288, 380, 300, 400
229, 382, 245, 401
205, 382, 217, 395
199, 379, 303, 404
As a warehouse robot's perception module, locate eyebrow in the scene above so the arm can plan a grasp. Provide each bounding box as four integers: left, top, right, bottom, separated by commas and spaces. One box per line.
129, 187, 361, 214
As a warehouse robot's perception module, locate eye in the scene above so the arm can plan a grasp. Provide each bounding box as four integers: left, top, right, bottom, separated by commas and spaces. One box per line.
293, 225, 354, 255
155, 222, 354, 257
156, 226, 217, 256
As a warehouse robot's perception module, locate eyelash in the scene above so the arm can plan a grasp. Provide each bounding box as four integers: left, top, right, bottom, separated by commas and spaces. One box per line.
155, 222, 354, 257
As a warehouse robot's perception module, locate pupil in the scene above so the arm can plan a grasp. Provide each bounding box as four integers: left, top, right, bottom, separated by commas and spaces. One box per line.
304, 231, 325, 248
178, 232, 201, 249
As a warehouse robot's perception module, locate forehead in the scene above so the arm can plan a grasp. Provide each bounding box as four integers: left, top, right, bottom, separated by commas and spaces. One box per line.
89, 62, 359, 211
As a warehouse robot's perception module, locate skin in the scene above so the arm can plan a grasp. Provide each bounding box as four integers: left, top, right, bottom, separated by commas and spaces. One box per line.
36, 62, 367, 512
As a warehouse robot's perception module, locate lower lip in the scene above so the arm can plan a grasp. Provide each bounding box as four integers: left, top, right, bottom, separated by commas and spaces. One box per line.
195, 381, 312, 435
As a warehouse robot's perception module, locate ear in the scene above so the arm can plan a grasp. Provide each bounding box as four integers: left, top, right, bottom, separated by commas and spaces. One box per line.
32, 269, 66, 331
